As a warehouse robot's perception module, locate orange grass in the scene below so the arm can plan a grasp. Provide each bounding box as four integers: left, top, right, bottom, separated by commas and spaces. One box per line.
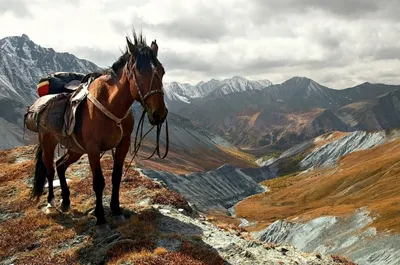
0, 145, 228, 264
236, 139, 400, 233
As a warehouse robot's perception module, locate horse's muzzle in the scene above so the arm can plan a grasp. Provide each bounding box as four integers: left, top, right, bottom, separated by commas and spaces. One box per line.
148, 108, 168, 125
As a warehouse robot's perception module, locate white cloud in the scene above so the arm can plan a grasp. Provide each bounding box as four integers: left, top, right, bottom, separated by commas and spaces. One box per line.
0, 0, 400, 89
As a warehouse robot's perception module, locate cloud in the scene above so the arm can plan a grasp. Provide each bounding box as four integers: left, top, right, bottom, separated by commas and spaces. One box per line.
0, 0, 400, 89
249, 0, 400, 21
70, 46, 120, 68
0, 0, 32, 18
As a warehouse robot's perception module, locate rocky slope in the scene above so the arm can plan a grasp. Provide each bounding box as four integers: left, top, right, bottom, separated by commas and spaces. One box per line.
255, 208, 400, 265
256, 129, 399, 177
236, 132, 400, 265
299, 130, 388, 169
0, 145, 348, 265
337, 89, 400, 130
142, 164, 274, 214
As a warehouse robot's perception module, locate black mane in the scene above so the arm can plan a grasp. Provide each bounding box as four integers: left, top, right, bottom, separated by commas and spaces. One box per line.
105, 29, 156, 77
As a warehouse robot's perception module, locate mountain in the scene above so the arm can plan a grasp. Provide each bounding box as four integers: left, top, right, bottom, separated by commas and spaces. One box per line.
163, 75, 273, 107
337, 88, 400, 130
0, 34, 255, 172
0, 34, 102, 105
168, 76, 400, 152
0, 34, 102, 149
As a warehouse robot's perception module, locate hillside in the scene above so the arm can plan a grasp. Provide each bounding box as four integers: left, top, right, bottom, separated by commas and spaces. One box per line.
169, 77, 400, 151
235, 131, 400, 265
337, 89, 400, 130
129, 104, 256, 173
0, 145, 348, 265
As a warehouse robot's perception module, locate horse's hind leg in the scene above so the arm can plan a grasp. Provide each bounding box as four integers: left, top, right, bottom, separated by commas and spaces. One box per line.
41, 134, 58, 211
110, 136, 131, 224
56, 150, 83, 212
86, 147, 108, 231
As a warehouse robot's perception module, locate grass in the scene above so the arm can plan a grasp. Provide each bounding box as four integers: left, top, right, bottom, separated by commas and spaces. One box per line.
0, 145, 225, 265
217, 145, 257, 165
236, 138, 400, 233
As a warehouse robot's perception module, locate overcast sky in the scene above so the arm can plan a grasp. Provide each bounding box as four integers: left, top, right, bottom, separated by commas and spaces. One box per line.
1, 0, 400, 88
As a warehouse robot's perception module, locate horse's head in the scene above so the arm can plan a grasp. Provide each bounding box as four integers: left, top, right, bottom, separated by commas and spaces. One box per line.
125, 35, 168, 126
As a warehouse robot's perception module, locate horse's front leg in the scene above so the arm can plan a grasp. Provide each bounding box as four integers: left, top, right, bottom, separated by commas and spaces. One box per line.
87, 148, 108, 232
110, 136, 131, 224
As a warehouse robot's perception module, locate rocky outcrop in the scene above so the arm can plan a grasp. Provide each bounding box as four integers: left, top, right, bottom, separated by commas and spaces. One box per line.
142, 164, 275, 213
255, 208, 400, 265
300, 131, 387, 169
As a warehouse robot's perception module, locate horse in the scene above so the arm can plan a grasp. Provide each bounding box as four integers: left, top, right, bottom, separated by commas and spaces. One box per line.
31, 30, 168, 233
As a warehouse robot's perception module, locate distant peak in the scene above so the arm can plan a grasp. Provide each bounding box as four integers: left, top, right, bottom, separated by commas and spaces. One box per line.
231, 75, 247, 80
290, 76, 311, 82
21, 34, 30, 41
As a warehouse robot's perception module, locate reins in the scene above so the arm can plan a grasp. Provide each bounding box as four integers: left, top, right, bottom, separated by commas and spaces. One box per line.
120, 53, 169, 179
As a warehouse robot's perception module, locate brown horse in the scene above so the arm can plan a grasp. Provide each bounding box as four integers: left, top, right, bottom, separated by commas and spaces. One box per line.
31, 31, 168, 232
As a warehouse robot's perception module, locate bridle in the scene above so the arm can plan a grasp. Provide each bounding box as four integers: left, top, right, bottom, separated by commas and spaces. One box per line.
125, 54, 164, 112
124, 53, 169, 161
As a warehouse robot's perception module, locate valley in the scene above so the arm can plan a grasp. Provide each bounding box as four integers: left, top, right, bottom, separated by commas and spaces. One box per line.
1, 33, 400, 265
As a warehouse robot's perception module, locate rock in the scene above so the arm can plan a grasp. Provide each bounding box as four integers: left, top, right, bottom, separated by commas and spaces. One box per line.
142, 165, 274, 213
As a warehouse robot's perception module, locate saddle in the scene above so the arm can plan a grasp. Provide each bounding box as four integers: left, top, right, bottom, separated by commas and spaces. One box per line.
25, 73, 99, 152
37, 72, 101, 97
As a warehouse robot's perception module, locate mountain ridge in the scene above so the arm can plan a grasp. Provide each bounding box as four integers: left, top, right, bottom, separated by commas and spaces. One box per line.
0, 34, 257, 173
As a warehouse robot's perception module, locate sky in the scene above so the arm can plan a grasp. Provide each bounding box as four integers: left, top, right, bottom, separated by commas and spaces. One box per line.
0, 0, 400, 89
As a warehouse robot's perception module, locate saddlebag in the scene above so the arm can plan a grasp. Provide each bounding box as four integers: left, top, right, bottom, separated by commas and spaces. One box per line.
24, 93, 70, 134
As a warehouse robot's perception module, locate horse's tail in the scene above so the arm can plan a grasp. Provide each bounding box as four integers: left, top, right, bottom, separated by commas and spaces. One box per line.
31, 143, 47, 198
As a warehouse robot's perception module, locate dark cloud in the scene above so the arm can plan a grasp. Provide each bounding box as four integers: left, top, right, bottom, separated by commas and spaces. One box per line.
0, 0, 32, 18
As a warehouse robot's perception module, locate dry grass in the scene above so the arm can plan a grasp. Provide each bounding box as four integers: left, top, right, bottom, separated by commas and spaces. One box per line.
312, 131, 350, 150
0, 145, 227, 265
330, 254, 358, 265
236, 139, 400, 233
217, 145, 257, 165
205, 211, 246, 234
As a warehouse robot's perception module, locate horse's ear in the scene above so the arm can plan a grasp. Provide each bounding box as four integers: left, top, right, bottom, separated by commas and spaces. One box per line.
126, 37, 136, 55
151, 39, 158, 57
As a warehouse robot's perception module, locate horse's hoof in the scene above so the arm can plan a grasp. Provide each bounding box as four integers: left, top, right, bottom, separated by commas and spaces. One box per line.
95, 224, 111, 236
45, 199, 58, 215
60, 199, 70, 212
112, 215, 127, 225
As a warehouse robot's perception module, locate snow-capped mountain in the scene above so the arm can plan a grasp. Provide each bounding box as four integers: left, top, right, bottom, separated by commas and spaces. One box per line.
0, 34, 255, 165
163, 75, 273, 104
0, 34, 102, 106
0, 34, 102, 149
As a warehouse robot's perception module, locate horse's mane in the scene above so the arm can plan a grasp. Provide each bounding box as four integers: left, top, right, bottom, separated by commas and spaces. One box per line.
104, 29, 156, 77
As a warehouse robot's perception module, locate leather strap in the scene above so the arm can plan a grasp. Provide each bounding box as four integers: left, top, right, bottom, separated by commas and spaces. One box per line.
87, 93, 131, 125
87, 92, 131, 147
